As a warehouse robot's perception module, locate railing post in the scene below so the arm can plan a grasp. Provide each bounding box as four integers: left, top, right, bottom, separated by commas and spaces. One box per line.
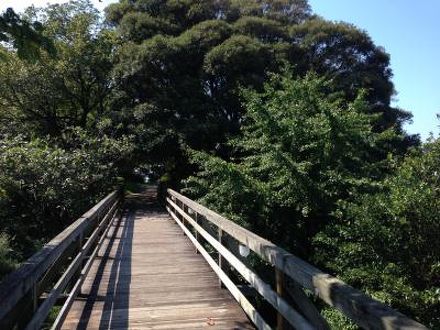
168, 195, 173, 214
194, 212, 200, 254
218, 228, 227, 288
32, 284, 38, 313
74, 233, 84, 290
276, 268, 285, 330
181, 201, 187, 235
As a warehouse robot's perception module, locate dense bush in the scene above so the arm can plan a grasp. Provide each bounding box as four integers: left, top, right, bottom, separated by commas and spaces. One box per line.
185, 71, 400, 256
0, 233, 16, 278
0, 132, 133, 263
314, 139, 440, 328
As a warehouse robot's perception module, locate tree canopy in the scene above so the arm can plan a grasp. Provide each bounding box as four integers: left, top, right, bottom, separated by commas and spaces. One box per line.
107, 0, 416, 181
0, 8, 54, 60
185, 70, 399, 257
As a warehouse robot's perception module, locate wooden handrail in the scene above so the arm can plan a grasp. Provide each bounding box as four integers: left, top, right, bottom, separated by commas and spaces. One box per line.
167, 188, 428, 330
0, 190, 122, 330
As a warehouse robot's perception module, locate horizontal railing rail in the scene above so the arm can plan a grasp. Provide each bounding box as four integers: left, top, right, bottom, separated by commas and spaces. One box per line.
166, 188, 428, 330
0, 189, 123, 330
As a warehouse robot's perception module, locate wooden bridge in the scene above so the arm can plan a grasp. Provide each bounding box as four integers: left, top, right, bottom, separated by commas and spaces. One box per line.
0, 186, 428, 330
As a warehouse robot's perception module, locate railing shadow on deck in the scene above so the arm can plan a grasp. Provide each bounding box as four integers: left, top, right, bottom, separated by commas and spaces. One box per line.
101, 208, 134, 330
75, 208, 134, 329
77, 186, 159, 329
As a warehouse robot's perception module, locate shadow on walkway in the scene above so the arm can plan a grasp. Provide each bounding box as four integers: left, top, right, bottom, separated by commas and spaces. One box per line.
77, 186, 159, 329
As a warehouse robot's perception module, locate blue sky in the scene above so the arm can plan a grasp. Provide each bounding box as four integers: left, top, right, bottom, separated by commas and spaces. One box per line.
309, 0, 440, 139
2, 1, 439, 139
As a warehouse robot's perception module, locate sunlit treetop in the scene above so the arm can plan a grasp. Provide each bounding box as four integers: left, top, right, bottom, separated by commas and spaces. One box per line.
0, 7, 55, 61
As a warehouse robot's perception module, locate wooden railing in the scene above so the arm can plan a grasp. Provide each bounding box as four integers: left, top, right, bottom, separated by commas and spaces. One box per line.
0, 190, 122, 330
166, 189, 428, 330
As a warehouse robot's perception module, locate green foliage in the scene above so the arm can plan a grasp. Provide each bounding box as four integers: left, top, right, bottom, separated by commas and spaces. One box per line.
110, 0, 308, 159
186, 71, 399, 255
290, 18, 415, 149
0, 8, 55, 61
110, 0, 416, 187
185, 68, 435, 327
204, 35, 274, 80
233, 16, 288, 41
314, 139, 440, 328
0, 132, 133, 259
0, 1, 115, 137
118, 12, 179, 42
222, 0, 311, 24
186, 150, 261, 228
0, 2, 129, 271
0, 233, 17, 278
320, 307, 357, 330
42, 306, 62, 330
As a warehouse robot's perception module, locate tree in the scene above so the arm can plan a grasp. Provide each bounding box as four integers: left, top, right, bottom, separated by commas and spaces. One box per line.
0, 1, 115, 137
314, 137, 440, 328
108, 0, 310, 163
108, 0, 416, 183
0, 1, 135, 277
0, 8, 55, 61
0, 131, 133, 262
290, 19, 418, 153
185, 71, 400, 256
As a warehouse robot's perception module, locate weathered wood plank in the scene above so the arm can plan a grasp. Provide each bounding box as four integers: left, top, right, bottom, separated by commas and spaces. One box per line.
63, 301, 254, 329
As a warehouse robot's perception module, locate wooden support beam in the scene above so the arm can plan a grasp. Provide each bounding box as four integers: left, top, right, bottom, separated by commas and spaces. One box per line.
194, 212, 200, 254
285, 280, 330, 330
218, 228, 227, 288
276, 269, 285, 330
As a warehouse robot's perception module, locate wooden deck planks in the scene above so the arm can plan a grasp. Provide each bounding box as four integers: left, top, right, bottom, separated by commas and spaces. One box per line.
61, 191, 254, 329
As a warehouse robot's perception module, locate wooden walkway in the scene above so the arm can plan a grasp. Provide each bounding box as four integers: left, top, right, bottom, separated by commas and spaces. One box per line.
0, 187, 428, 329
61, 188, 253, 329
